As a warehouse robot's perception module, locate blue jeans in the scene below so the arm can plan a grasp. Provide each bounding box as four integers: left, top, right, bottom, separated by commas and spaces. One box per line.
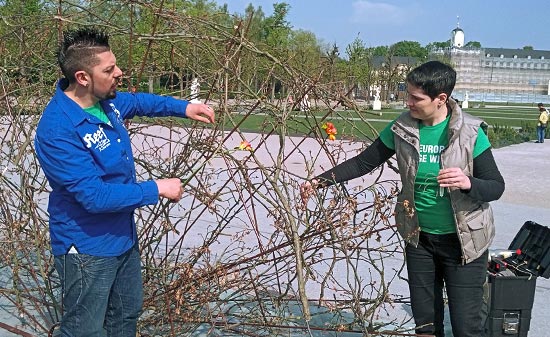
54, 244, 143, 337
536, 125, 546, 142
405, 232, 488, 337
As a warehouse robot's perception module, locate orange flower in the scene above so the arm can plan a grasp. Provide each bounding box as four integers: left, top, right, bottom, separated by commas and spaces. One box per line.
237, 140, 253, 151
322, 122, 338, 140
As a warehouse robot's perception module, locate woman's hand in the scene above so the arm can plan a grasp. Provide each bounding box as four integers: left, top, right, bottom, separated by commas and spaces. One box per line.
437, 167, 471, 191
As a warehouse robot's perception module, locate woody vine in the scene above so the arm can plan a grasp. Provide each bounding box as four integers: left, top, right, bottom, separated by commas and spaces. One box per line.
0, 1, 413, 336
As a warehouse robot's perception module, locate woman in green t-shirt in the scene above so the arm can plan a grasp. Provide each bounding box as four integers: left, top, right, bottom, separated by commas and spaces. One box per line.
301, 61, 505, 337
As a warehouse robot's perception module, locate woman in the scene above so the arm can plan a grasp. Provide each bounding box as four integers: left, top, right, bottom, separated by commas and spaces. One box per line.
301, 61, 504, 337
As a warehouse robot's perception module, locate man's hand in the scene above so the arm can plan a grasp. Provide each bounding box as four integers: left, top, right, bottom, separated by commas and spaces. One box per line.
185, 103, 215, 124
156, 178, 184, 202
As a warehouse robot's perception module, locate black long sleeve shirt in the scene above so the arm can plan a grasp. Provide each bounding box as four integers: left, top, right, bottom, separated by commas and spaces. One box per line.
315, 138, 505, 202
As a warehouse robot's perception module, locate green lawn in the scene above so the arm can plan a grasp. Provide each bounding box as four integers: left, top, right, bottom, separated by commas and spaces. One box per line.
221, 105, 540, 139
144, 105, 539, 143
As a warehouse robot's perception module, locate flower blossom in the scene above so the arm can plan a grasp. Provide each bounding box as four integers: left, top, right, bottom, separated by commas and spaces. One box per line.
322, 122, 338, 141
237, 140, 253, 151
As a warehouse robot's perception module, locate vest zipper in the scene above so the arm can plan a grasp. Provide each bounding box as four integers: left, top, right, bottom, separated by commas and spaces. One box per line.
441, 147, 468, 264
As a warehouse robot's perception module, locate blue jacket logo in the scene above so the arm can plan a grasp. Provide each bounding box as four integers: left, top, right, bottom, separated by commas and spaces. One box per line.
109, 103, 125, 125
83, 125, 111, 151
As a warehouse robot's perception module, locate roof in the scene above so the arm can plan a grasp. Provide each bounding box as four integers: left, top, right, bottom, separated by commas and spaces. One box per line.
484, 47, 550, 59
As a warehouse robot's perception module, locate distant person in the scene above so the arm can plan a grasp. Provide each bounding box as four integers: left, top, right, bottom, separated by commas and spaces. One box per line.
301, 61, 505, 337
34, 27, 214, 337
536, 103, 548, 143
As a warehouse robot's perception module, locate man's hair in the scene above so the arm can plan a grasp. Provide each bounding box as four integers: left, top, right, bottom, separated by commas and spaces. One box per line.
406, 61, 456, 100
538, 103, 544, 107
58, 27, 111, 83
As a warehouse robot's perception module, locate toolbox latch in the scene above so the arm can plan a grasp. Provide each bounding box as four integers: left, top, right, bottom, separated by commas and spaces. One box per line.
502, 312, 520, 334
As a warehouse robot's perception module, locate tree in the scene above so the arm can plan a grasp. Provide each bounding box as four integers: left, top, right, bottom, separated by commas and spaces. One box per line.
262, 2, 292, 49
261, 2, 292, 100
0, 3, 412, 336
182, 0, 218, 16
390, 40, 427, 59
426, 40, 451, 51
464, 41, 481, 48
371, 45, 388, 56
288, 29, 322, 73
0, 0, 56, 91
243, 3, 266, 43
345, 36, 371, 99
322, 43, 340, 84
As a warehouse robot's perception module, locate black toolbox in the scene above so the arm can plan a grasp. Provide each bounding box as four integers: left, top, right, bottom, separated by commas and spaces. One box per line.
485, 221, 550, 337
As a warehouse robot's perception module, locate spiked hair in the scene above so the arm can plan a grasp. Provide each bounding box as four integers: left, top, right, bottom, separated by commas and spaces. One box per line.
57, 27, 111, 83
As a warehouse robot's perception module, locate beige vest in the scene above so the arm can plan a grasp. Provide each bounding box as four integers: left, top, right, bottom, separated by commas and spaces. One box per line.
390, 100, 495, 264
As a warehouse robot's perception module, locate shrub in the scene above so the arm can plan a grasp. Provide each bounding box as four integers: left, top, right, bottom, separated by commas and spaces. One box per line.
488, 124, 531, 148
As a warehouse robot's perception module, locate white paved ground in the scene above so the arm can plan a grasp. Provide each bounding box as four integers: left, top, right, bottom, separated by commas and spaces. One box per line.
2, 136, 549, 337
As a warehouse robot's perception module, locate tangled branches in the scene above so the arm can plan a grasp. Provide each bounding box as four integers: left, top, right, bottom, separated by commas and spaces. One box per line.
0, 1, 413, 336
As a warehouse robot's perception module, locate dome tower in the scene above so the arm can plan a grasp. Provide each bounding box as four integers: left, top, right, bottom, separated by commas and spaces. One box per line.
451, 16, 464, 48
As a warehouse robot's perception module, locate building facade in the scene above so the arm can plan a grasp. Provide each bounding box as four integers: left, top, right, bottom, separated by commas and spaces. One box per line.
432, 27, 550, 103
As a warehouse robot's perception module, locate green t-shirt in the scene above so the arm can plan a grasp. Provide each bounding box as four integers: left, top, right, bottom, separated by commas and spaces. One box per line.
84, 103, 111, 125
379, 116, 491, 234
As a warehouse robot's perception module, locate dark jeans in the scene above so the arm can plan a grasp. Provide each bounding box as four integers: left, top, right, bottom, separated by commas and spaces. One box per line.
54, 244, 143, 337
406, 232, 488, 337
536, 125, 546, 142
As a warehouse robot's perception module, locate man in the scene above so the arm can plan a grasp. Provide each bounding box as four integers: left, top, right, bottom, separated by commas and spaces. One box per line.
536, 102, 548, 143
34, 27, 214, 337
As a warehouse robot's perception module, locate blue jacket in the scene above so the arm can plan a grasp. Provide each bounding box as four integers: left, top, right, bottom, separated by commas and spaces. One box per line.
35, 79, 189, 256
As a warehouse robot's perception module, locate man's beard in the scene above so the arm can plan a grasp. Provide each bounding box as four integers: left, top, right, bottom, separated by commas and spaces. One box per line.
104, 79, 120, 99
106, 90, 117, 99
102, 89, 117, 100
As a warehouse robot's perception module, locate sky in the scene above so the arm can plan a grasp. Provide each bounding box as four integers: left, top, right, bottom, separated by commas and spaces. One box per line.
213, 0, 550, 53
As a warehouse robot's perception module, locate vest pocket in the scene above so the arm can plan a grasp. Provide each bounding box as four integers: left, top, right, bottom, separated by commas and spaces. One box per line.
464, 203, 493, 252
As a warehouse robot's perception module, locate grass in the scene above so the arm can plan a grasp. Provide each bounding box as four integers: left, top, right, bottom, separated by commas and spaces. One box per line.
223, 105, 540, 136
139, 103, 541, 145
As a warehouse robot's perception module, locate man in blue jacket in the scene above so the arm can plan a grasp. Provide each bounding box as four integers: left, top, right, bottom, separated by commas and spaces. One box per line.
34, 27, 215, 337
